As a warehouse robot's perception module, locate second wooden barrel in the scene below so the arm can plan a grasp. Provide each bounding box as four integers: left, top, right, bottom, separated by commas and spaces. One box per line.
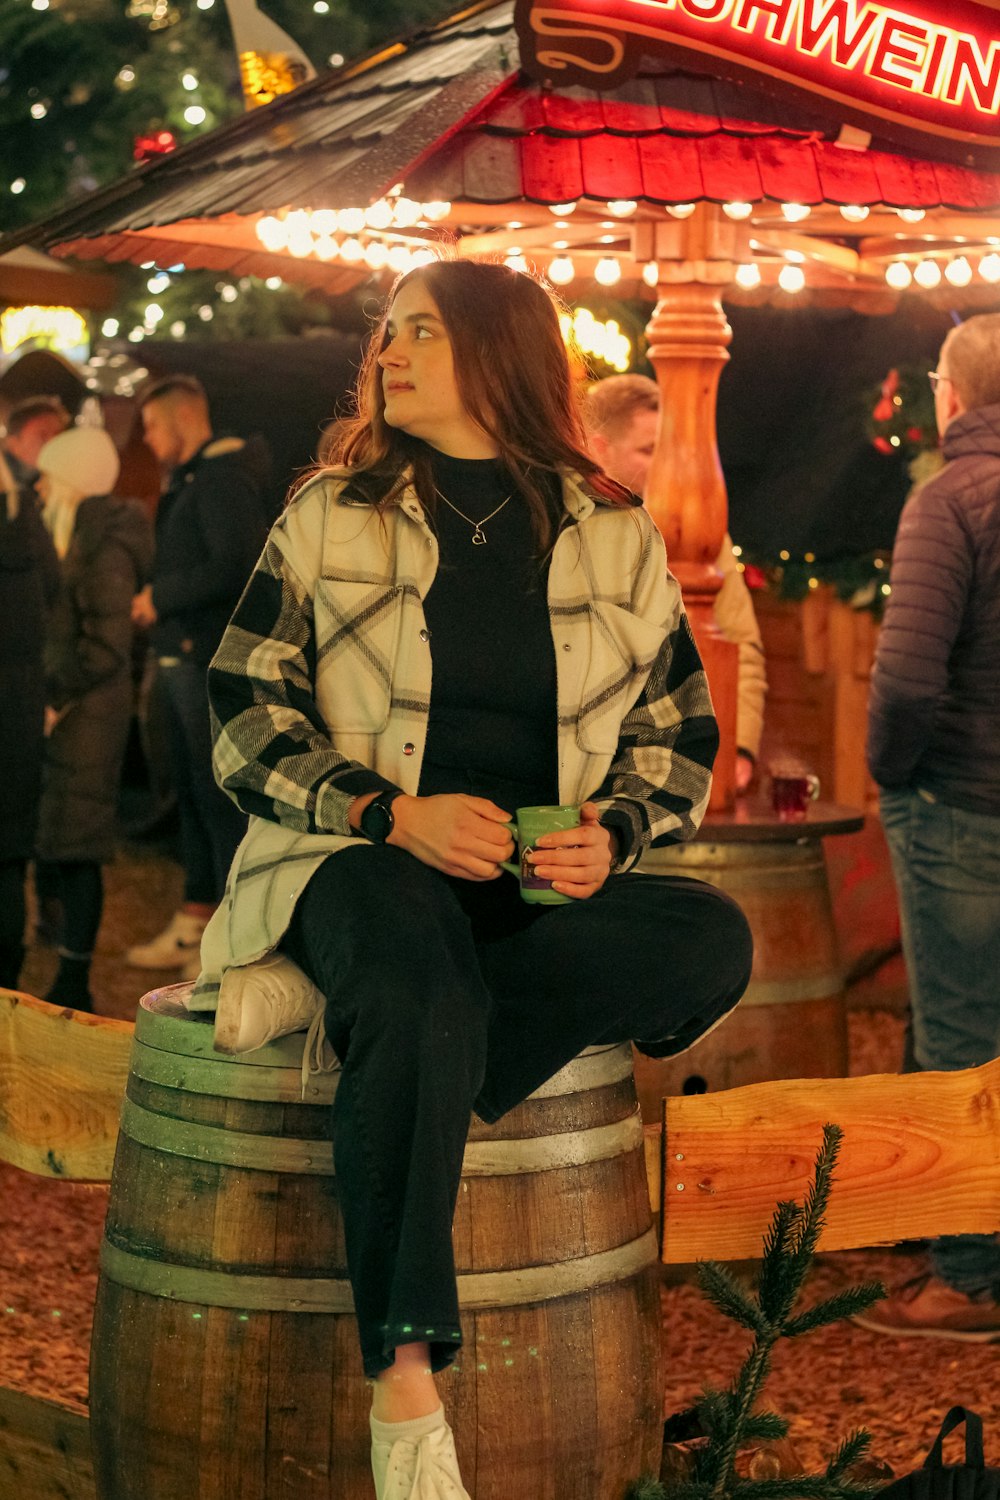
632, 837, 849, 1120
90, 988, 662, 1500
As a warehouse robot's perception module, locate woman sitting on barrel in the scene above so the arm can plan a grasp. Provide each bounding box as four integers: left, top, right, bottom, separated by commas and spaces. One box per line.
199, 258, 753, 1500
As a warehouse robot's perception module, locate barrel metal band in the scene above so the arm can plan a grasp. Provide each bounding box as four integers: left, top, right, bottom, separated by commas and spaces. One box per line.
131, 1040, 339, 1104
118, 1096, 644, 1177
99, 1227, 657, 1314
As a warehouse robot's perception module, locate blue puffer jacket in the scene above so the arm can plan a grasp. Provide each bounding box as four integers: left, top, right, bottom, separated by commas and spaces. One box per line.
867, 403, 1000, 815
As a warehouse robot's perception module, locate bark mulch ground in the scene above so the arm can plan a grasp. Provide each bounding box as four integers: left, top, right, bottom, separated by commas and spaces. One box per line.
3, 841, 997, 1479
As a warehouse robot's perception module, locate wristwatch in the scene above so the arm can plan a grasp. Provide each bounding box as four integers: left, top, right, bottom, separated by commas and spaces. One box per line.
358, 789, 403, 844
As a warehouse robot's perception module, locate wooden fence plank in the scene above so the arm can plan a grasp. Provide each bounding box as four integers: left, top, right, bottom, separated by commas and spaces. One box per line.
660, 1058, 1000, 1262
0, 1385, 94, 1500
0, 991, 132, 1180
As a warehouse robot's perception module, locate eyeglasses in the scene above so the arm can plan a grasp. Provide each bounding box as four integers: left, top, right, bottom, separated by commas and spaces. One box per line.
928, 371, 952, 392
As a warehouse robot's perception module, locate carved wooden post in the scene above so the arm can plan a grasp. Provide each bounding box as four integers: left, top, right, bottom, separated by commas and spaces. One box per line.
638, 206, 741, 811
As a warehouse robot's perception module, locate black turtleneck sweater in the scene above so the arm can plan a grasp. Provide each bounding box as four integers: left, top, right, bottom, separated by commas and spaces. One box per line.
417, 451, 561, 810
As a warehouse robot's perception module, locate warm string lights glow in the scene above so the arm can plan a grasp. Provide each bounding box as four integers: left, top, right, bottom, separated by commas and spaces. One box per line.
559, 308, 632, 373
248, 197, 1000, 301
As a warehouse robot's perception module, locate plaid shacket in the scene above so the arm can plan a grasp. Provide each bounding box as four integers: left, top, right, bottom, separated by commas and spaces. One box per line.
194, 465, 717, 1003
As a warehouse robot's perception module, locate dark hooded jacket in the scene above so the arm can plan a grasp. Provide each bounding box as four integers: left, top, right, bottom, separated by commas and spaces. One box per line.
151, 436, 270, 667
0, 486, 59, 859
37, 493, 153, 862
867, 404, 1000, 815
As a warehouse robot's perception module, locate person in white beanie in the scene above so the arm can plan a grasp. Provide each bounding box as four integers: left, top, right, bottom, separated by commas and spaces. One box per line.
34, 427, 153, 1011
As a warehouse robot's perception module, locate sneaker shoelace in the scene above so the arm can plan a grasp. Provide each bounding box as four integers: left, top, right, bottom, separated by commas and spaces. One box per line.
300, 1005, 340, 1100
384, 1424, 469, 1499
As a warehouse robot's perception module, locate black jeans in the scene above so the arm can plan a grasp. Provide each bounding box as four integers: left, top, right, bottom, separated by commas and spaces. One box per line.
282, 844, 752, 1379
159, 660, 248, 905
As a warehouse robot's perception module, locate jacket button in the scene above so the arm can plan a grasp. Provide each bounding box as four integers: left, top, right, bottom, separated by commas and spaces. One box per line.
403, 742, 415, 756
562, 642, 572, 651
419, 628, 430, 642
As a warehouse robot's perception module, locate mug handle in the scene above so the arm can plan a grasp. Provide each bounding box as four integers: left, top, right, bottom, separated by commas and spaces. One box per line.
806, 775, 821, 801
499, 820, 519, 877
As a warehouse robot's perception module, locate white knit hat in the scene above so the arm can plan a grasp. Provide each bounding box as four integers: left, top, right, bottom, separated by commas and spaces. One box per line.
37, 426, 120, 499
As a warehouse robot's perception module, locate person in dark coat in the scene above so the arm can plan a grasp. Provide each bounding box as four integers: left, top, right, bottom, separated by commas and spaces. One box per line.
35, 427, 153, 1011
0, 448, 59, 989
127, 374, 269, 978
861, 312, 1000, 1341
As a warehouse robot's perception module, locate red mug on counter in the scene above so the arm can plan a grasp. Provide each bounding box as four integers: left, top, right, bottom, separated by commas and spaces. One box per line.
770, 766, 820, 822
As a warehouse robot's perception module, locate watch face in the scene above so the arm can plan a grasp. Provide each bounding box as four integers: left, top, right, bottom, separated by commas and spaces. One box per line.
361, 796, 394, 843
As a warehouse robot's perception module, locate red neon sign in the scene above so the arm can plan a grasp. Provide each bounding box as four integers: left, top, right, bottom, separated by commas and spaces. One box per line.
514, 0, 1000, 153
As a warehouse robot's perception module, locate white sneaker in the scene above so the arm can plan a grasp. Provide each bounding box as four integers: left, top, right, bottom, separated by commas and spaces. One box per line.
213, 952, 326, 1055
125, 909, 208, 969
371, 1408, 471, 1500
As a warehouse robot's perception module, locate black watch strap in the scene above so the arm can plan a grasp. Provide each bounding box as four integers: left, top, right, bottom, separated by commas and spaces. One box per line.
358, 789, 403, 844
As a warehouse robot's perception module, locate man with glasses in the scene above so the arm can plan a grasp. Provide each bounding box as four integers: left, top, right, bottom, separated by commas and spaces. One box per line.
861, 315, 1000, 1341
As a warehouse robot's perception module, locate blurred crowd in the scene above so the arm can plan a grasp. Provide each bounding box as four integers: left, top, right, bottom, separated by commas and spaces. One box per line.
0, 377, 270, 1009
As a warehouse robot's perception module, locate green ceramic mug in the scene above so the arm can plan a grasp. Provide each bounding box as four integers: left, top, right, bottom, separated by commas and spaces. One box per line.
499, 804, 581, 905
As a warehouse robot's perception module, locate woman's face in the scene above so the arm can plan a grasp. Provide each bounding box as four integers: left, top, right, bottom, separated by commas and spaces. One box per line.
378, 277, 498, 458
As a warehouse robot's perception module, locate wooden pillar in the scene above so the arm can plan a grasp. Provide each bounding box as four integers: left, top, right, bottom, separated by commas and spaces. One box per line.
638, 205, 741, 810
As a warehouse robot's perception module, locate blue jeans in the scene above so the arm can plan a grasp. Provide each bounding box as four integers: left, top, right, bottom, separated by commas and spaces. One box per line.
159, 659, 248, 906
880, 786, 1000, 1296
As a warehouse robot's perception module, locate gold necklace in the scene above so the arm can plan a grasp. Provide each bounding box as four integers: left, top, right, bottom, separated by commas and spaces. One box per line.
434, 486, 512, 546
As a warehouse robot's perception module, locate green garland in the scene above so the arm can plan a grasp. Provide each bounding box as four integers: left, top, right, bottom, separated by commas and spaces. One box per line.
738, 552, 893, 618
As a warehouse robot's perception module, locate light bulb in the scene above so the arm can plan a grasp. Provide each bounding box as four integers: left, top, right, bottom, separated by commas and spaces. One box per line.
945, 256, 973, 287
219, 284, 238, 302
339, 237, 365, 263
839, 204, 870, 223
287, 228, 314, 259
421, 201, 451, 222
781, 203, 811, 222
778, 264, 806, 292
183, 105, 207, 126
505, 254, 529, 273
170, 321, 185, 337
667, 203, 696, 219
391, 198, 422, 227
734, 262, 762, 290
336, 207, 366, 235
594, 257, 622, 286
101, 318, 120, 337
30, 102, 48, 120
548, 202, 577, 215
265, 276, 283, 289
897, 208, 925, 224
410, 247, 437, 268
979, 253, 1000, 283
364, 200, 394, 230
913, 259, 942, 288
313, 236, 339, 261
723, 202, 753, 220
606, 199, 637, 217
885, 261, 913, 290
256, 216, 288, 252
364, 241, 390, 270
181, 72, 198, 90
387, 244, 414, 273
309, 209, 338, 237
547, 255, 575, 286
9, 178, 25, 195
642, 261, 659, 287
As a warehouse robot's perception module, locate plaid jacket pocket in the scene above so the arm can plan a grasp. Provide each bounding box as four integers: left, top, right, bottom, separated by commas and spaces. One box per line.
314, 576, 404, 733
576, 601, 668, 754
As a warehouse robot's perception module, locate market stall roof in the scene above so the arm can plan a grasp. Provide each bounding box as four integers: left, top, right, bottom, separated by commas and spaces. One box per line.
0, 247, 117, 310
4, 0, 1000, 301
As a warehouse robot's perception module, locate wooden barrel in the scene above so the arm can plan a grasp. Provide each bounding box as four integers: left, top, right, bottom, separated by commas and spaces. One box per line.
632, 837, 849, 1120
90, 988, 662, 1500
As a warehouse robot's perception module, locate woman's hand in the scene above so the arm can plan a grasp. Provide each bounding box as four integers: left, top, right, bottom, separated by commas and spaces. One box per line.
387, 793, 515, 881
528, 802, 615, 900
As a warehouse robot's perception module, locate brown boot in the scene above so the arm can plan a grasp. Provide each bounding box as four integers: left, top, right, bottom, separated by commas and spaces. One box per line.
853, 1273, 1000, 1342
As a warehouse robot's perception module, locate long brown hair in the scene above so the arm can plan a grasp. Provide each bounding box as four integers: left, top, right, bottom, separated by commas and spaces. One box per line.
326, 258, 630, 547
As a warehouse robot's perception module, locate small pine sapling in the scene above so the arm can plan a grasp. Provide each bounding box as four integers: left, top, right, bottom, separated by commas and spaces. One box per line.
629, 1124, 886, 1500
